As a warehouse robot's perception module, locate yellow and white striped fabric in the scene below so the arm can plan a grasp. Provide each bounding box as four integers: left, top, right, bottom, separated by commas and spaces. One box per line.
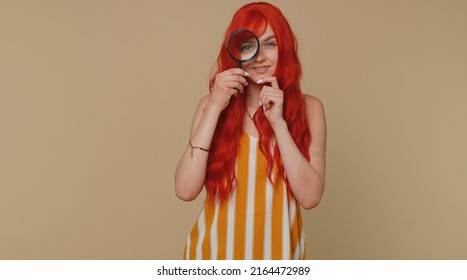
183, 131, 306, 260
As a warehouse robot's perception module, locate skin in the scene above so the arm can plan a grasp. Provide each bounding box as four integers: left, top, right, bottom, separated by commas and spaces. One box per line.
175, 25, 327, 210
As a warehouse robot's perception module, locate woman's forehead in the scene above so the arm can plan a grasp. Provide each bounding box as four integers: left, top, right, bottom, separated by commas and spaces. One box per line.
257, 25, 275, 40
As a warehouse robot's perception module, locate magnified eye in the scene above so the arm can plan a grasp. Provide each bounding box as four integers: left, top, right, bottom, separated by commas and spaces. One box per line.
226, 29, 260, 67
240, 44, 257, 54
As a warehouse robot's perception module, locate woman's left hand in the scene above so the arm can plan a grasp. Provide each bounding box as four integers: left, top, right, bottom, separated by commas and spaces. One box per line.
258, 76, 285, 127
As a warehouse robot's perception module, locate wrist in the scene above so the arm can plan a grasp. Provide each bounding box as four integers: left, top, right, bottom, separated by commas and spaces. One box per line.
270, 119, 288, 131
204, 102, 223, 116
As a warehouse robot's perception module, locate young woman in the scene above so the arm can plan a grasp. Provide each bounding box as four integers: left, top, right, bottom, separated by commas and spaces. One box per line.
175, 2, 326, 260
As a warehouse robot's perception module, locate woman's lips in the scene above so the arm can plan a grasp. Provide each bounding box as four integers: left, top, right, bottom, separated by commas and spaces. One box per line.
252, 66, 269, 74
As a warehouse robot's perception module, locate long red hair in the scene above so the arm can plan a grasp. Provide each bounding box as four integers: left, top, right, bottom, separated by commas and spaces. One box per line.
205, 2, 311, 201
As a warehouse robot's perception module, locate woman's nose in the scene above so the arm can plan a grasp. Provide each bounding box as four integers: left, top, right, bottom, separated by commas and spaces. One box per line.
254, 47, 266, 62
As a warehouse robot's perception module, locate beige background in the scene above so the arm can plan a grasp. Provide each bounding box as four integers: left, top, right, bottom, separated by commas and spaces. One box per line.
1, 0, 466, 259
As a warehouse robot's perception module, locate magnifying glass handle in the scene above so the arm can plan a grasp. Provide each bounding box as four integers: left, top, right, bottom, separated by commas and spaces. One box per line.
237, 61, 243, 68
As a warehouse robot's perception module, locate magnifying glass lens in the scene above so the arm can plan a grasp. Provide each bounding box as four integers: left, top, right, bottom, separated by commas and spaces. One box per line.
226, 29, 260, 68
240, 42, 258, 60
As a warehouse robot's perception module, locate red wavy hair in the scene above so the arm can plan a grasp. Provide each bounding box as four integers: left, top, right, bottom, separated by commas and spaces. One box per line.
205, 2, 311, 201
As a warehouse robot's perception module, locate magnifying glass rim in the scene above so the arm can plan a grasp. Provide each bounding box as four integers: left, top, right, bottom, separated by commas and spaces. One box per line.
226, 29, 260, 64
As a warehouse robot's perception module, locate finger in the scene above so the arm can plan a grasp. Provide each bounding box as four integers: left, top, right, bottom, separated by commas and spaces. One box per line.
224, 88, 239, 99
260, 92, 271, 110
221, 75, 248, 86
267, 94, 283, 107
257, 76, 279, 89
261, 90, 283, 110
224, 81, 244, 94
259, 86, 273, 102
218, 68, 250, 77
261, 87, 283, 100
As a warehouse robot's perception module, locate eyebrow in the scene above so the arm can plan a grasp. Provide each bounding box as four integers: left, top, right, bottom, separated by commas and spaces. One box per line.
260, 35, 276, 43
242, 35, 276, 45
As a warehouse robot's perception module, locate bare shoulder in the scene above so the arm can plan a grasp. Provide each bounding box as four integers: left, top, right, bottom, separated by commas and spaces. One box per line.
303, 94, 327, 153
303, 94, 326, 121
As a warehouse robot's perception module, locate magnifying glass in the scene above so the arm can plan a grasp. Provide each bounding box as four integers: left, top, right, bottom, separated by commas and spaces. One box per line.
226, 29, 260, 68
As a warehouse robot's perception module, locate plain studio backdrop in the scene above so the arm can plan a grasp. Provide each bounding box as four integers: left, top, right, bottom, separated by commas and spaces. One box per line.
0, 0, 466, 259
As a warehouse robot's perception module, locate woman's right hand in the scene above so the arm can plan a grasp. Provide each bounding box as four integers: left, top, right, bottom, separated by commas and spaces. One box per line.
209, 68, 249, 111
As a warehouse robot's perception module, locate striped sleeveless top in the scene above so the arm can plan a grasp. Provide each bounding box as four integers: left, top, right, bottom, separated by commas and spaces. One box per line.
183, 131, 306, 260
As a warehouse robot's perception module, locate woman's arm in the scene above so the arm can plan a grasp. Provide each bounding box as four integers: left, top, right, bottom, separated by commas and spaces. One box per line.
175, 69, 250, 201
271, 95, 327, 209
258, 76, 327, 209
174, 96, 221, 201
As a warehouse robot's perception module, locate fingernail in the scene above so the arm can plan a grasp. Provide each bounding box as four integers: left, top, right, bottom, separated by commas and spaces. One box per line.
259, 100, 262, 107
257, 79, 263, 84
244, 71, 250, 77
